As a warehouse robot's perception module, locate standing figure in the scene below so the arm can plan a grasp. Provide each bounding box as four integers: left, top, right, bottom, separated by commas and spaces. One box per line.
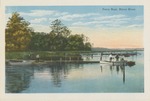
100, 52, 103, 61
115, 54, 119, 61
109, 53, 113, 62
36, 54, 40, 62
120, 55, 125, 61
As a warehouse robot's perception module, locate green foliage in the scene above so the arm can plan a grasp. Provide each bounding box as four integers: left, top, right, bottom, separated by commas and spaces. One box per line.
6, 12, 32, 51
29, 32, 49, 51
50, 19, 71, 37
28, 19, 91, 51
49, 19, 71, 50
5, 13, 92, 52
66, 34, 84, 50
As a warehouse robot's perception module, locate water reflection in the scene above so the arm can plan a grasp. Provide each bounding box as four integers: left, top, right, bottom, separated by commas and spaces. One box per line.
100, 63, 135, 84
6, 66, 34, 93
6, 63, 84, 93
49, 63, 68, 87
5, 51, 143, 93
49, 63, 83, 87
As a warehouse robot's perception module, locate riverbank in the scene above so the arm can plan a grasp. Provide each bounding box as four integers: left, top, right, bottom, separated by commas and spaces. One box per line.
6, 50, 140, 66
6, 51, 86, 61
6, 59, 100, 67
6, 51, 98, 66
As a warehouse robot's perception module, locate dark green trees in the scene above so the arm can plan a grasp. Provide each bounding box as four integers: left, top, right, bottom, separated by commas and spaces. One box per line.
66, 34, 85, 50
28, 32, 49, 51
49, 19, 71, 51
48, 19, 92, 51
6, 13, 92, 52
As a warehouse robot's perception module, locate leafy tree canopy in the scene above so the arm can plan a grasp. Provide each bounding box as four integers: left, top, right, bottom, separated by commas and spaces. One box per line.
6, 13, 92, 52
6, 12, 32, 51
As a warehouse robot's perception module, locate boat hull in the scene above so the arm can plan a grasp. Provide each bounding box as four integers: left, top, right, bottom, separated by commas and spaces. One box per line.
100, 60, 127, 66
6, 60, 34, 66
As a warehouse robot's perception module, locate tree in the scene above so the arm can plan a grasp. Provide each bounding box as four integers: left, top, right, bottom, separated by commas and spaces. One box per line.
6, 12, 32, 51
28, 32, 49, 51
50, 19, 71, 37
84, 42, 92, 50
6, 15, 92, 51
50, 19, 92, 51
66, 34, 92, 51
50, 19, 71, 50
66, 34, 84, 51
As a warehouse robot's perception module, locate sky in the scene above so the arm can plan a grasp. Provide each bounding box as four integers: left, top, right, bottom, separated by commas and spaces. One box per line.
5, 6, 144, 48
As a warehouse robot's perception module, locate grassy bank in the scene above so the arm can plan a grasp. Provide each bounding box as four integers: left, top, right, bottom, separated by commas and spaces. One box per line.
6, 51, 85, 61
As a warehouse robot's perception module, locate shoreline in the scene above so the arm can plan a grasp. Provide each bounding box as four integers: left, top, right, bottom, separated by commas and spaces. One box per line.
6, 59, 100, 67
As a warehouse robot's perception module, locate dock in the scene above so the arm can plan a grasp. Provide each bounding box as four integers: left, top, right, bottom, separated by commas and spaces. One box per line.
45, 60, 100, 64
6, 60, 100, 66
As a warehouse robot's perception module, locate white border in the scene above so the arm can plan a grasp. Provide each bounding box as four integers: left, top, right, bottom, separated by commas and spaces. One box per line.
1, 0, 150, 101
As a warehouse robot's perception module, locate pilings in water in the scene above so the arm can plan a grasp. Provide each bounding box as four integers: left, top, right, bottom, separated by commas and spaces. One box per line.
99, 51, 138, 56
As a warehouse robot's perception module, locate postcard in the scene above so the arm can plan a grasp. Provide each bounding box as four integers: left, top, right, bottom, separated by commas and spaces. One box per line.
0, 0, 150, 101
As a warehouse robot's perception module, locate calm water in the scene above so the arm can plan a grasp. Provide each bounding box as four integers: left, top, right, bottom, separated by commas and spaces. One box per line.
6, 51, 144, 93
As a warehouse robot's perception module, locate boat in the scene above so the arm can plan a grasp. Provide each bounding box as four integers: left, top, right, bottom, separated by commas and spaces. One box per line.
6, 60, 34, 66
100, 60, 127, 66
127, 61, 136, 67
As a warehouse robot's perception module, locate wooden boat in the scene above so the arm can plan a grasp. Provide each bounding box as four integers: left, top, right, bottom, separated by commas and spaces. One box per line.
7, 60, 34, 66
127, 61, 135, 67
100, 60, 127, 66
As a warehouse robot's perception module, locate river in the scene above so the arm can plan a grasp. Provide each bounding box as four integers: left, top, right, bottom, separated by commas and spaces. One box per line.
6, 51, 144, 93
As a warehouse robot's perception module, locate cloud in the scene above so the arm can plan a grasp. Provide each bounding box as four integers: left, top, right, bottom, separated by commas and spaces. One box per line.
20, 10, 57, 17
71, 14, 130, 28
30, 24, 50, 33
92, 14, 126, 20
59, 13, 100, 21
30, 18, 47, 23
127, 24, 143, 28
72, 22, 90, 26
54, 12, 69, 16
6, 9, 143, 32
134, 15, 143, 21
92, 14, 131, 26
6, 9, 138, 29
19, 10, 69, 17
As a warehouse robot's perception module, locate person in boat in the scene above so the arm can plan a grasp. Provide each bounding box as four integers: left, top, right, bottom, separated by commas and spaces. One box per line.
120, 55, 125, 61
109, 53, 113, 62
121, 57, 124, 61
115, 54, 119, 61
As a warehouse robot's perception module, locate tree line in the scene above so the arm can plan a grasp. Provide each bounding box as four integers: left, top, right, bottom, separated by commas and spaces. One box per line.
6, 12, 92, 52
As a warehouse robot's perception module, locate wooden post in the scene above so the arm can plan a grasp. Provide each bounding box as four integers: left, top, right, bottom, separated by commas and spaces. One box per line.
100, 52, 103, 61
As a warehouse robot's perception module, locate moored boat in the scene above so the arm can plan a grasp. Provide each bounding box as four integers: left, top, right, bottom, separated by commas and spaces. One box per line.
100, 60, 127, 66
6, 60, 34, 66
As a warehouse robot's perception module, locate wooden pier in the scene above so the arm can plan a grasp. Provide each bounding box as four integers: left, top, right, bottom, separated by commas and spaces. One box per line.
45, 60, 100, 64
6, 60, 100, 66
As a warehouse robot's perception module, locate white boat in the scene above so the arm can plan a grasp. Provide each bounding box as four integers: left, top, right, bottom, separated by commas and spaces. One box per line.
100, 60, 112, 64
100, 60, 127, 66
7, 60, 34, 66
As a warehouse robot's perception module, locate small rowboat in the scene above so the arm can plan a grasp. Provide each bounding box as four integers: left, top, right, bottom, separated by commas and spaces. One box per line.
6, 60, 34, 66
100, 60, 127, 66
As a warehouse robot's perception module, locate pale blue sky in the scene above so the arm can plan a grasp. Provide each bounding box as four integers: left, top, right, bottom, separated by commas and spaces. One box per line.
6, 6, 143, 29
5, 6, 144, 48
